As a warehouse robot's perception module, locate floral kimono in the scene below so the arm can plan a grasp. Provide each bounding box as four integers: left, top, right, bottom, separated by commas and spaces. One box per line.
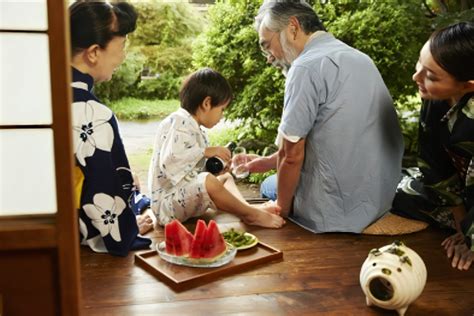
148, 108, 216, 226
71, 68, 150, 256
392, 93, 474, 249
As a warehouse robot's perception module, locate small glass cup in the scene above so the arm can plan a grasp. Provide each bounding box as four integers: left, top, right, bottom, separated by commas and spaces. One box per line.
231, 147, 250, 179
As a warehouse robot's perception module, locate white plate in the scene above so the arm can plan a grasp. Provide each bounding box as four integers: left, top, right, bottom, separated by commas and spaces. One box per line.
223, 232, 259, 251
234, 233, 259, 250
156, 241, 236, 268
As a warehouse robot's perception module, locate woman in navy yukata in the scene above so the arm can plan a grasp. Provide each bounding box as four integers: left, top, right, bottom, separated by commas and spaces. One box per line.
392, 22, 474, 270
69, 2, 153, 256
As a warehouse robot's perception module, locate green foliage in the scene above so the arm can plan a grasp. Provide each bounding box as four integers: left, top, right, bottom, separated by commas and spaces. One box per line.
108, 98, 179, 120
131, 1, 203, 48
193, 0, 433, 151
208, 124, 241, 146
433, 7, 474, 27
95, 1, 203, 102
137, 74, 182, 100
94, 50, 146, 103
321, 0, 432, 103
395, 96, 421, 155
193, 0, 285, 146
248, 170, 276, 185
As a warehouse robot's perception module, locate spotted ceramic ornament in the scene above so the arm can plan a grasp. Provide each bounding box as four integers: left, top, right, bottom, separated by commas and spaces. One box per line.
359, 241, 427, 316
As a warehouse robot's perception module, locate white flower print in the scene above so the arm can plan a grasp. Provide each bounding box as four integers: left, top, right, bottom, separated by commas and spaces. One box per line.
467, 159, 474, 187
397, 176, 421, 196
72, 100, 114, 166
83, 193, 125, 242
462, 97, 474, 119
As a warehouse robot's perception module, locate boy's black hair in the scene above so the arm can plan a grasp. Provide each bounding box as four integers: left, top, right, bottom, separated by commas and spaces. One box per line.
179, 68, 233, 114
69, 1, 137, 56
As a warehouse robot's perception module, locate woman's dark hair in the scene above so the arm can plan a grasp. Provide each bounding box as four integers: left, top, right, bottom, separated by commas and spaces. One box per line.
69, 1, 137, 56
179, 68, 233, 115
430, 21, 474, 82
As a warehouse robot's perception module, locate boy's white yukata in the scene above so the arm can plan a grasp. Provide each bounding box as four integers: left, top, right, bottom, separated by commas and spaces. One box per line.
148, 108, 216, 225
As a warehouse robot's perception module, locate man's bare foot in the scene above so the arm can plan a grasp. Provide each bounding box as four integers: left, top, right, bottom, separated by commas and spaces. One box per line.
137, 214, 154, 235
243, 207, 285, 228
256, 201, 281, 215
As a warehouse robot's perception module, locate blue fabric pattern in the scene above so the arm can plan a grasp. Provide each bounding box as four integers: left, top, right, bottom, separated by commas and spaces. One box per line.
72, 68, 151, 256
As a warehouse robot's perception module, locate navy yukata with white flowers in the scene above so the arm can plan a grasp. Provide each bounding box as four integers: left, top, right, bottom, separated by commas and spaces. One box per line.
71, 68, 150, 256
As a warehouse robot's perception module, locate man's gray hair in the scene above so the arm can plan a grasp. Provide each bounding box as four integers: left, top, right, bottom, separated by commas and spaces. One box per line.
255, 0, 325, 34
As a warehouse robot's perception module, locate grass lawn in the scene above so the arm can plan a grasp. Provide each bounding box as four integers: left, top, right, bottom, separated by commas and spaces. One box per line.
128, 150, 153, 193
109, 98, 179, 120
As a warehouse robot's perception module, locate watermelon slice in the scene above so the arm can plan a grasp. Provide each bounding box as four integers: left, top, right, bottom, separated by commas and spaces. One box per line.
164, 219, 227, 261
164, 220, 194, 256
189, 219, 207, 259
200, 220, 227, 260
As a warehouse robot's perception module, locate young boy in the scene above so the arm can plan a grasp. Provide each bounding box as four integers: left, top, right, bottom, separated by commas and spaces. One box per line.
148, 68, 284, 228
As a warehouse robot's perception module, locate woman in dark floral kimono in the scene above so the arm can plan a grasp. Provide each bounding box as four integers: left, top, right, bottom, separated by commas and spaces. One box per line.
70, 2, 153, 256
392, 22, 474, 270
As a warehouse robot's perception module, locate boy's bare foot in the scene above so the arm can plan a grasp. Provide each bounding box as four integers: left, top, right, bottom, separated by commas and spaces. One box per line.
256, 201, 281, 215
243, 207, 285, 228
137, 214, 154, 235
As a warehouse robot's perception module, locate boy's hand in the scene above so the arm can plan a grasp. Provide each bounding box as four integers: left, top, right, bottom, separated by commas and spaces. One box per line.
205, 146, 232, 162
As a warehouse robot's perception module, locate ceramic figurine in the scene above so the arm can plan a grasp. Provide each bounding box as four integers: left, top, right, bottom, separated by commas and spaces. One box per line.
359, 241, 427, 316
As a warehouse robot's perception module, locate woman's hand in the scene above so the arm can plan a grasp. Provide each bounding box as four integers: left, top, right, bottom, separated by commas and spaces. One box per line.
441, 232, 465, 258
450, 242, 474, 271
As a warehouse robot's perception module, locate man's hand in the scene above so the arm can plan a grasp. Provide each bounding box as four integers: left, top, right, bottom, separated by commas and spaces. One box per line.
243, 153, 278, 173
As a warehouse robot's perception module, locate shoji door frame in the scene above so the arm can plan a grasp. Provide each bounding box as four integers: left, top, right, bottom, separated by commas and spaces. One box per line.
0, 0, 81, 315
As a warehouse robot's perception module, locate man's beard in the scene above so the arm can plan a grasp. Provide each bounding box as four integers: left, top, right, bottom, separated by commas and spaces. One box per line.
272, 59, 290, 77
272, 32, 299, 77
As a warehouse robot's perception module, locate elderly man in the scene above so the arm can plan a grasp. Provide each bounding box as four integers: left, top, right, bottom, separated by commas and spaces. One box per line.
250, 1, 404, 233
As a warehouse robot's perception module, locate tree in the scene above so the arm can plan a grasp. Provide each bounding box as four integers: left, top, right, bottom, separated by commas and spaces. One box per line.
95, 1, 204, 102
193, 0, 285, 147
424, 0, 474, 26
192, 0, 433, 148
320, 0, 432, 102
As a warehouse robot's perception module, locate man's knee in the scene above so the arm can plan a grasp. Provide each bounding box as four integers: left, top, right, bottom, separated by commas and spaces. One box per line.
260, 174, 277, 201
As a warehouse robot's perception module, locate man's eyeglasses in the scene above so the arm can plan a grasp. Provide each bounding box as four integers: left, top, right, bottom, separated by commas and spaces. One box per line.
260, 32, 278, 58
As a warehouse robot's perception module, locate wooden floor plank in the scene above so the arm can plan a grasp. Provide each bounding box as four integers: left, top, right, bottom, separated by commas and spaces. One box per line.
81, 221, 474, 315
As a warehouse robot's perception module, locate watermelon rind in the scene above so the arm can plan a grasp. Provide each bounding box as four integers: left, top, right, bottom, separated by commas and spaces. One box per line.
188, 243, 229, 263
157, 242, 236, 268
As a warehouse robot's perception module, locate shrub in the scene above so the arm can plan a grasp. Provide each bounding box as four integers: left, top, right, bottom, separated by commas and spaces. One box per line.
193, 0, 433, 153
321, 0, 432, 103
94, 50, 146, 103
193, 0, 284, 147
95, 2, 203, 102
137, 73, 181, 100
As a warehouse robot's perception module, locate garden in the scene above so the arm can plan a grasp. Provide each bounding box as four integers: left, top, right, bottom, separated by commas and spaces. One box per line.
93, 0, 474, 192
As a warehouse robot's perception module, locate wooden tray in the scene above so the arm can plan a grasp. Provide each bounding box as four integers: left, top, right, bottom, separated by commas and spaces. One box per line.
135, 241, 283, 291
